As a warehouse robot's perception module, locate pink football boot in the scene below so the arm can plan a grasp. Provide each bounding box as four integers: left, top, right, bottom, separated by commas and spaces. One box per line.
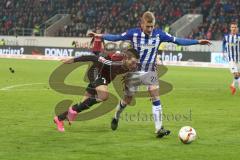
54, 116, 65, 132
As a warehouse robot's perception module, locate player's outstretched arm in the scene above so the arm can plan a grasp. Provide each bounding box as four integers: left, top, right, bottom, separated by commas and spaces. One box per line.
161, 31, 212, 46
88, 31, 130, 42
60, 55, 99, 64
60, 58, 74, 64
174, 38, 211, 46
88, 31, 103, 38
64, 55, 112, 66
156, 54, 162, 66
198, 39, 212, 45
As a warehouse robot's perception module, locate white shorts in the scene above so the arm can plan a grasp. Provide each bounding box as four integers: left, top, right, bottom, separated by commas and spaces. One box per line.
229, 62, 240, 73
124, 71, 159, 96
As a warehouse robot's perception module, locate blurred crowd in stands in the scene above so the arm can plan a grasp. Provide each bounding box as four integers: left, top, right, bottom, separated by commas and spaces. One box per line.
0, 0, 67, 35
188, 0, 240, 40
0, 0, 239, 40
56, 0, 201, 37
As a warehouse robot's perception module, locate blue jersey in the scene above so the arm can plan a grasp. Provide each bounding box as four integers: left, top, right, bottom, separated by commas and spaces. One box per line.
223, 34, 240, 63
103, 27, 199, 71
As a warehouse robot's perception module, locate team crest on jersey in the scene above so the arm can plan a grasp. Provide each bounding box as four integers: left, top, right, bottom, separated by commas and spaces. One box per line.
121, 32, 127, 36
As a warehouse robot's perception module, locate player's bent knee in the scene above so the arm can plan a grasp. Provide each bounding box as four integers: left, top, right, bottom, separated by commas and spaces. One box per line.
149, 90, 159, 100
98, 93, 109, 101
148, 87, 159, 97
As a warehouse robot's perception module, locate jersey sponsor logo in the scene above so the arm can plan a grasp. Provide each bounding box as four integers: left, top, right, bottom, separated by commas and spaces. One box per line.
150, 38, 157, 41
228, 43, 237, 47
136, 43, 155, 50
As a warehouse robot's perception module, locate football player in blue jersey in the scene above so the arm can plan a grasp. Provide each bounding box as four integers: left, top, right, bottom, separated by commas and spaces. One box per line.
89, 11, 211, 138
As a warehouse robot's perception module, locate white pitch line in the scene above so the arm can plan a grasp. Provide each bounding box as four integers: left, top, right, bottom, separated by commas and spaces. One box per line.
0, 83, 46, 91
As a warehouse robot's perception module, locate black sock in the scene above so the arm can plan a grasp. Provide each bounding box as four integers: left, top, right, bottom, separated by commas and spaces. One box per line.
58, 111, 68, 121
72, 98, 98, 113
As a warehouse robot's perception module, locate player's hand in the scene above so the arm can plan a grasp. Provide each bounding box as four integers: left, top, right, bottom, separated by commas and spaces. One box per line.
87, 31, 103, 37
222, 52, 228, 61
198, 39, 212, 46
60, 58, 74, 64
156, 60, 162, 66
155, 54, 162, 66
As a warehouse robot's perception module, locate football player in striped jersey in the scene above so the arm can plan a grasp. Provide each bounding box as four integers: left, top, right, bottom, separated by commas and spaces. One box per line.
223, 22, 240, 95
89, 11, 211, 138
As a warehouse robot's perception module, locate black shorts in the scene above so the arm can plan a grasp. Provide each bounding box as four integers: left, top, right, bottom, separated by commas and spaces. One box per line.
86, 76, 108, 95
87, 64, 98, 82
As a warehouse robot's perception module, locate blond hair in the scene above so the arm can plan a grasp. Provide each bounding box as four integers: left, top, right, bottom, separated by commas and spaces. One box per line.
142, 11, 155, 24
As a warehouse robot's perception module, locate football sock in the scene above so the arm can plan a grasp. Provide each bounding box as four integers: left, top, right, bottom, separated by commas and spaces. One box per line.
152, 99, 162, 131
232, 77, 239, 88
237, 77, 240, 88
72, 97, 98, 113
114, 101, 127, 120
58, 111, 68, 121
57, 98, 98, 121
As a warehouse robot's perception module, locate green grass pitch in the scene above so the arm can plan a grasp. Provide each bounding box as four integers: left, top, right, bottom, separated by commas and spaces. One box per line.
0, 58, 239, 160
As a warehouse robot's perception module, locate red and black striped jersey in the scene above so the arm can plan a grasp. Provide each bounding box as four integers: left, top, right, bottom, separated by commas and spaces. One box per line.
73, 54, 128, 84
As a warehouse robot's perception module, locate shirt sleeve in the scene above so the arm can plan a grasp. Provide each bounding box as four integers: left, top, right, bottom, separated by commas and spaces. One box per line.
73, 55, 113, 66
174, 38, 199, 45
159, 31, 175, 42
73, 55, 98, 62
159, 30, 199, 46
102, 30, 132, 41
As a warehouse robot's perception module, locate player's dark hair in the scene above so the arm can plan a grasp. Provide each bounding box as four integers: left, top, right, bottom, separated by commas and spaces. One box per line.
230, 22, 238, 26
125, 48, 140, 59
